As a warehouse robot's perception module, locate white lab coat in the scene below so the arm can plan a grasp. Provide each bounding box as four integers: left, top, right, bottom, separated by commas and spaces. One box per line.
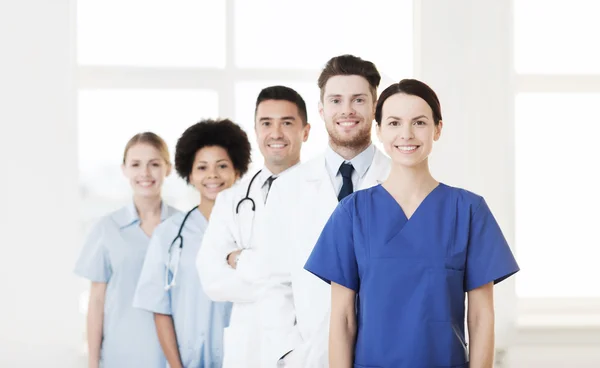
196, 170, 301, 368
263, 149, 391, 367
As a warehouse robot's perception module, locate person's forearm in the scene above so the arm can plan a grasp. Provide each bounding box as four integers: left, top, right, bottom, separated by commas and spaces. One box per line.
86, 300, 104, 368
154, 313, 183, 368
329, 312, 356, 368
468, 311, 495, 368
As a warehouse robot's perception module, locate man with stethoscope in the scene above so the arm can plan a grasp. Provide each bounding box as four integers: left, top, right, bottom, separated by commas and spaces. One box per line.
196, 85, 311, 368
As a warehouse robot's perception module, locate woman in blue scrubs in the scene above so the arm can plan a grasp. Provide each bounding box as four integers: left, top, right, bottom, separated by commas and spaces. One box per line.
305, 79, 520, 368
133, 119, 251, 368
74, 132, 178, 368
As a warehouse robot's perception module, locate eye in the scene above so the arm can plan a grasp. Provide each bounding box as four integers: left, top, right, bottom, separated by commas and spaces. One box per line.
152, 163, 160, 167
197, 166, 206, 171
388, 120, 399, 126
331, 98, 340, 104
219, 164, 229, 169
131, 163, 139, 167
262, 121, 271, 126
283, 120, 293, 126
355, 98, 365, 103
414, 120, 426, 126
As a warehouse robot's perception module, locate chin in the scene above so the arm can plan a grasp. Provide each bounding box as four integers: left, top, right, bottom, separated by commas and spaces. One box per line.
134, 189, 161, 198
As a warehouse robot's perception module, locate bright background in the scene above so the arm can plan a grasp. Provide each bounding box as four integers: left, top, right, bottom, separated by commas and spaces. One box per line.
1, 0, 599, 366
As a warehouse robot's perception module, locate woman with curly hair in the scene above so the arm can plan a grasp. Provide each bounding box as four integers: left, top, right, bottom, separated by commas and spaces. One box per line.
133, 118, 252, 368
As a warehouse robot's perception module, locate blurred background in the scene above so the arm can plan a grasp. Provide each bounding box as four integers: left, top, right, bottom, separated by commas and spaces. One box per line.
1, 0, 599, 366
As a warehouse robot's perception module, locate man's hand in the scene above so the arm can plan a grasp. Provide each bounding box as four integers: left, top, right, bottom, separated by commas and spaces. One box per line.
227, 249, 243, 269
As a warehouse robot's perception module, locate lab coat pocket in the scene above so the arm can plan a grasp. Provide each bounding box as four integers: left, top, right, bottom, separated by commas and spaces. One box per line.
427, 321, 469, 367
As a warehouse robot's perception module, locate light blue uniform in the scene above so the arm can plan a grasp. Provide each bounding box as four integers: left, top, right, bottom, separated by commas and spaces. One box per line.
74, 201, 178, 368
133, 207, 232, 368
305, 184, 520, 368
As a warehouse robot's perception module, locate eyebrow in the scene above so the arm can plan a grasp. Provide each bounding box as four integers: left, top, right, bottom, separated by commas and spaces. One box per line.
386, 115, 429, 120
197, 159, 229, 164
325, 93, 368, 99
258, 116, 297, 121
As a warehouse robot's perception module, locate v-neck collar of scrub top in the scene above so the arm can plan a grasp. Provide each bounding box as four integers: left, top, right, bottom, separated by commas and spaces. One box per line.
113, 200, 171, 229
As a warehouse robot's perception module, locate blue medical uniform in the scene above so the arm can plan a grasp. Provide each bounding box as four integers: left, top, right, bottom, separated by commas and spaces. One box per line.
133, 208, 232, 368
304, 184, 519, 368
74, 201, 178, 368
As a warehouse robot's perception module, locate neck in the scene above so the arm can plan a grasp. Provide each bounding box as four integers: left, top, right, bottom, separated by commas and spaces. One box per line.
330, 140, 371, 161
265, 157, 300, 175
199, 197, 215, 220
133, 195, 162, 221
385, 159, 437, 197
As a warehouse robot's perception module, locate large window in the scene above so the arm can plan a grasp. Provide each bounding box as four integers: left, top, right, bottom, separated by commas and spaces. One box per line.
514, 1, 600, 304
77, 0, 414, 224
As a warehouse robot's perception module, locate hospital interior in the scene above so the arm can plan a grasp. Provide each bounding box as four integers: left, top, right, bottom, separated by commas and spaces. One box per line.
1, 0, 598, 367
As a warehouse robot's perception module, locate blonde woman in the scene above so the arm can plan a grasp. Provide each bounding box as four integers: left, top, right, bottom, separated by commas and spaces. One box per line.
75, 132, 178, 368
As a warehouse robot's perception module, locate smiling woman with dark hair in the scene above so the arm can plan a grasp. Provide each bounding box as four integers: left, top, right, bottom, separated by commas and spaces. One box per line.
133, 118, 252, 368
305, 79, 520, 368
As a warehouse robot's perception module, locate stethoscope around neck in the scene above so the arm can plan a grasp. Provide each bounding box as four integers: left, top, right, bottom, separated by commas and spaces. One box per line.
164, 205, 198, 291
235, 169, 262, 214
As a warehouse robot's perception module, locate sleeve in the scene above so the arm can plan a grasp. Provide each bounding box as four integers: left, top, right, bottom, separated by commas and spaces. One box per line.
73, 220, 112, 283
132, 226, 171, 315
196, 191, 265, 303
303, 202, 359, 292
465, 197, 520, 292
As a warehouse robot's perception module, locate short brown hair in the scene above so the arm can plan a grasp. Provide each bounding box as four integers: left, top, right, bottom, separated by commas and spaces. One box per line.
317, 54, 381, 102
123, 132, 170, 164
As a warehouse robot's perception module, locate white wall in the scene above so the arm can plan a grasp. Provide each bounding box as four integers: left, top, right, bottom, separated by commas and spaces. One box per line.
414, 0, 518, 353
0, 1, 83, 367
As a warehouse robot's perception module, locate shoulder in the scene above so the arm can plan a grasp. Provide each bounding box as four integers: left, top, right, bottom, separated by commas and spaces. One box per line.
275, 155, 324, 188
338, 185, 379, 215
218, 170, 260, 202
442, 184, 486, 216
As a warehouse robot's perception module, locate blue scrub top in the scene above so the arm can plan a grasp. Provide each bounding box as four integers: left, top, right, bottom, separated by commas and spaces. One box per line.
133, 207, 232, 368
74, 201, 178, 368
305, 184, 520, 368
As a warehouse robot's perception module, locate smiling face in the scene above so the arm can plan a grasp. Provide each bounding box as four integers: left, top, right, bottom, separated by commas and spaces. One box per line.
255, 99, 310, 174
319, 75, 375, 150
121, 143, 171, 198
376, 93, 442, 168
188, 145, 238, 202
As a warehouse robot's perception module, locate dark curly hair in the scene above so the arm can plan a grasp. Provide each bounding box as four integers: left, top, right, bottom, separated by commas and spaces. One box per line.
175, 118, 252, 182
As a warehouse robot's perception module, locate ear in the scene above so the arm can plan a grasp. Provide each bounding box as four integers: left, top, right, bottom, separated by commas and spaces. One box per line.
165, 162, 172, 177
121, 163, 126, 176
302, 123, 311, 142
318, 100, 324, 121
434, 121, 443, 141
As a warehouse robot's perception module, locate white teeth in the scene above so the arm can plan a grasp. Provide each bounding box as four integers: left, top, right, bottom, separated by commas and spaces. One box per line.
396, 146, 418, 151
269, 144, 285, 148
138, 181, 153, 187
204, 184, 221, 189
338, 121, 357, 127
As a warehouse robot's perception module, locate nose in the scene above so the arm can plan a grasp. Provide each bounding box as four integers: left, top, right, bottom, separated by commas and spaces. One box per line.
207, 165, 219, 178
270, 122, 284, 139
400, 123, 415, 140
341, 100, 356, 116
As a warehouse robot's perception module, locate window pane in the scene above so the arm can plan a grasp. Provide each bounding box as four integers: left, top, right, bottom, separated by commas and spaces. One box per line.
77, 0, 225, 68
515, 93, 600, 298
78, 89, 218, 217
234, 0, 413, 79
235, 82, 385, 173
514, 0, 600, 74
